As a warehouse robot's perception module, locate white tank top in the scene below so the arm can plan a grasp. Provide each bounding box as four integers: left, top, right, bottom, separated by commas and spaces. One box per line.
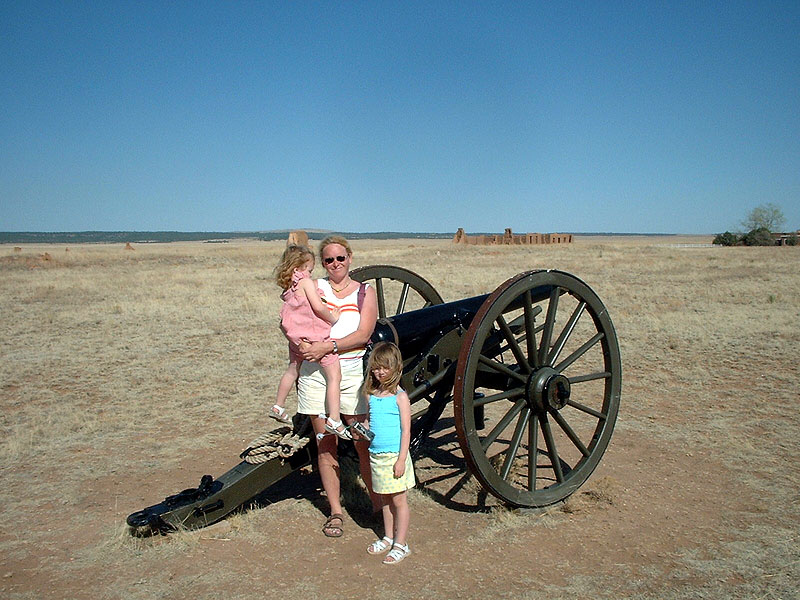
316, 279, 368, 364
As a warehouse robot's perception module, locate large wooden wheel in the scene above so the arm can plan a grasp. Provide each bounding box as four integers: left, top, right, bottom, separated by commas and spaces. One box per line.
351, 265, 444, 317
453, 270, 621, 507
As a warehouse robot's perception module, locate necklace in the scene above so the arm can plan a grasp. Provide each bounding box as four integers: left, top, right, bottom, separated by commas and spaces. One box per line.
330, 279, 352, 293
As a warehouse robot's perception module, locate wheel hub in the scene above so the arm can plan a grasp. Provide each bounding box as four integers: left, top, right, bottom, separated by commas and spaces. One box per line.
526, 367, 571, 412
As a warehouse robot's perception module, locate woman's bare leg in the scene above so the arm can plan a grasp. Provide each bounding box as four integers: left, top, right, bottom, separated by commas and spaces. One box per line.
343, 413, 381, 512
311, 415, 342, 517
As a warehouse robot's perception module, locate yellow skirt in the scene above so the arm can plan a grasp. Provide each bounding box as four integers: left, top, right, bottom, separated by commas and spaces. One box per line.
369, 452, 415, 494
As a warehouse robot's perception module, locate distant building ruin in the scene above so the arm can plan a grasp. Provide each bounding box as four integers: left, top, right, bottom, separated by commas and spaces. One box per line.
286, 230, 309, 247
773, 230, 800, 246
453, 228, 572, 245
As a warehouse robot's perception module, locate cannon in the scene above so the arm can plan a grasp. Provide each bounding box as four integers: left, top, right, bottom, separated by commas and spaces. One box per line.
127, 266, 621, 534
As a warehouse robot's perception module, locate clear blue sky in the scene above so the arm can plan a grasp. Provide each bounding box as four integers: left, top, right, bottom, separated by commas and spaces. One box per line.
1, 2, 798, 234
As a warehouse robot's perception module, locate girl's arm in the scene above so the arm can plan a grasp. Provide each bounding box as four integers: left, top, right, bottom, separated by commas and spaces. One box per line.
300, 284, 378, 361
394, 390, 411, 478
296, 278, 339, 325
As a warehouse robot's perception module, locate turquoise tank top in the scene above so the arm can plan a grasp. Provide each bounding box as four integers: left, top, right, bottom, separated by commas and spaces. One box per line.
368, 393, 401, 454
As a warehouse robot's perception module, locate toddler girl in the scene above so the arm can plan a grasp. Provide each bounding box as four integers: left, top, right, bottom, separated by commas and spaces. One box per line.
271, 245, 350, 439
361, 341, 413, 564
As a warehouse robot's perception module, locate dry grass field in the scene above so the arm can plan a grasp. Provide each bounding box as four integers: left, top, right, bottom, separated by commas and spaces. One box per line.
1, 236, 798, 599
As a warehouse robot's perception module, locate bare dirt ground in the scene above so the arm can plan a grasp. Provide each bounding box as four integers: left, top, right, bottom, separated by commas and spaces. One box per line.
1, 236, 798, 599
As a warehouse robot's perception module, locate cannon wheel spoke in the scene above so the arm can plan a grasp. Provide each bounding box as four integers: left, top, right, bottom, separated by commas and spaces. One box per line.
539, 413, 565, 483
454, 270, 622, 508
496, 315, 530, 373
351, 265, 444, 319
547, 301, 586, 366
500, 409, 530, 481
537, 287, 561, 366
524, 291, 540, 368
480, 400, 526, 451
527, 412, 539, 490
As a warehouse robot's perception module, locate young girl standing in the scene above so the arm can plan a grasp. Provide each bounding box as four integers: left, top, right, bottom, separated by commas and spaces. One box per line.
362, 341, 414, 564
271, 245, 350, 439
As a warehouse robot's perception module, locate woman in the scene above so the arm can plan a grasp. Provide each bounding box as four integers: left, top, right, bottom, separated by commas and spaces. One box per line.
296, 235, 380, 537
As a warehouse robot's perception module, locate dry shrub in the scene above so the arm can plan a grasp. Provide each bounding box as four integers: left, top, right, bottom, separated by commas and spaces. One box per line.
470, 504, 563, 542
561, 476, 619, 514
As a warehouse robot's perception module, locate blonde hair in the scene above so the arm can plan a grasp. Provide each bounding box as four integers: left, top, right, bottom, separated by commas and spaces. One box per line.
318, 235, 352, 261
364, 341, 403, 395
274, 245, 314, 290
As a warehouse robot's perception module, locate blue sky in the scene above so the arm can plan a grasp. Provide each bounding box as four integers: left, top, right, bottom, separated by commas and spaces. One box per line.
1, 2, 798, 234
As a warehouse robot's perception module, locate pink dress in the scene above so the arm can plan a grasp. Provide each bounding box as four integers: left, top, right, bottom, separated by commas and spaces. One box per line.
280, 271, 338, 367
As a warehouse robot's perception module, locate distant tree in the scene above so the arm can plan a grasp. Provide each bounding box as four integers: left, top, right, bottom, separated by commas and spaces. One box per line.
786, 233, 798, 246
741, 203, 786, 233
741, 227, 775, 246
713, 231, 740, 246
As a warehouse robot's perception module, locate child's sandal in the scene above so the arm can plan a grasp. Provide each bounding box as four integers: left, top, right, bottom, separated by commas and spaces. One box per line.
268, 405, 292, 425
367, 536, 393, 555
324, 417, 352, 440
383, 542, 410, 565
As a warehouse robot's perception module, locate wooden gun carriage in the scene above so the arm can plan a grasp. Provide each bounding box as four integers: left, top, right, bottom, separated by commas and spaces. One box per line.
127, 266, 621, 535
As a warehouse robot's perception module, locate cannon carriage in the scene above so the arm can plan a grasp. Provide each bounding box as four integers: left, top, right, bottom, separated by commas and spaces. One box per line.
127, 266, 621, 535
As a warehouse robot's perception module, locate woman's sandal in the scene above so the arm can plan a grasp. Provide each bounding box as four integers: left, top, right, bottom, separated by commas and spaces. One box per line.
322, 513, 344, 538
383, 542, 411, 565
367, 536, 393, 555
268, 405, 292, 425
324, 417, 352, 440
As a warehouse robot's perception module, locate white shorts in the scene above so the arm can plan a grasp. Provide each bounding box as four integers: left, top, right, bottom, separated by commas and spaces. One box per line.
297, 358, 367, 416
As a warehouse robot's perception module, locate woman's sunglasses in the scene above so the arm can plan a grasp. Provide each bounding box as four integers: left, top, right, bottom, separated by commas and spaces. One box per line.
323, 255, 347, 265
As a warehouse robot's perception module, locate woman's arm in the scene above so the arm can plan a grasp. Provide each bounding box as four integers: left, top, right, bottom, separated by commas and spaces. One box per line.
394, 390, 411, 478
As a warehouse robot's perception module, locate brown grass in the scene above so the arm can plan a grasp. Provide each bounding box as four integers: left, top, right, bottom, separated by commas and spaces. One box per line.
1, 236, 798, 599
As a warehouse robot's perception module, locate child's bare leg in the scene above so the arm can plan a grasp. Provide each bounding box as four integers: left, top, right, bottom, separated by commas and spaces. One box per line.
322, 361, 342, 420
275, 360, 300, 409
389, 491, 409, 546
380, 494, 394, 540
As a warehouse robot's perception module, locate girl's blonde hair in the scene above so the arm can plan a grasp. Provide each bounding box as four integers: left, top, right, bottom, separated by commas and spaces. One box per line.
318, 235, 352, 261
364, 341, 403, 394
274, 245, 315, 290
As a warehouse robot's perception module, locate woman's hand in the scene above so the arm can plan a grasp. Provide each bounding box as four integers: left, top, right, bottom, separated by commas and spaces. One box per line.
393, 458, 406, 478
298, 339, 333, 362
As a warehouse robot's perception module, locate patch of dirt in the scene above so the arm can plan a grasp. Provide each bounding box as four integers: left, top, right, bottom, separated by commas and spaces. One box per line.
0, 413, 771, 600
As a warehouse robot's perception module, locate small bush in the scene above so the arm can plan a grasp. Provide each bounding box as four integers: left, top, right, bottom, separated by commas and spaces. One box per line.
786, 233, 798, 246
741, 227, 774, 246
713, 231, 740, 246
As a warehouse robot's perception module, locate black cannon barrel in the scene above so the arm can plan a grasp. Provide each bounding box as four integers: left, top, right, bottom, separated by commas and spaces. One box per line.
371, 294, 488, 358
371, 279, 560, 360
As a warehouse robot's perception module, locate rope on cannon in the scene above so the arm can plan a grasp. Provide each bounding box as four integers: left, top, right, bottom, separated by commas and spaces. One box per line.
240, 427, 310, 464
